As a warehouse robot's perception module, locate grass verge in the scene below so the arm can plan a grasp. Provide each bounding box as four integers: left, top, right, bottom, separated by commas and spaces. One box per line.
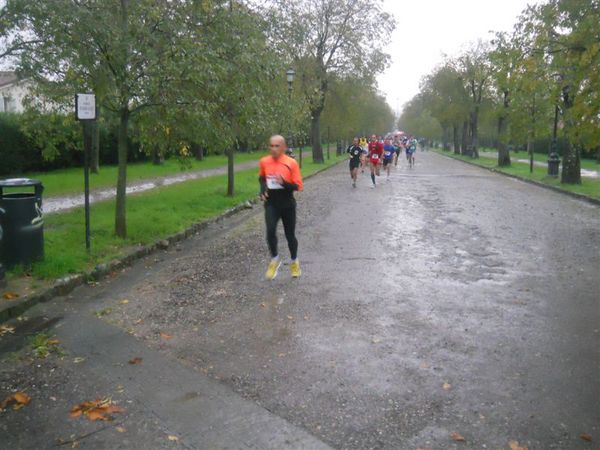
10, 152, 343, 280
13, 152, 261, 199
433, 149, 600, 200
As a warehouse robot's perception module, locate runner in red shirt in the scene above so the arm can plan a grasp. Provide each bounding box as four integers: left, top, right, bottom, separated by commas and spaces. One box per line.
367, 134, 383, 187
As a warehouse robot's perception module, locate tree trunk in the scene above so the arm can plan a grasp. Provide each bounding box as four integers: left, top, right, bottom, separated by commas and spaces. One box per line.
226, 144, 234, 196
192, 144, 204, 160
497, 114, 510, 167
561, 140, 581, 184
91, 119, 100, 173
115, 108, 129, 238
470, 108, 479, 158
310, 112, 324, 163
461, 120, 468, 155
527, 135, 534, 173
441, 125, 450, 151
452, 124, 460, 154
151, 146, 162, 165
560, 87, 581, 184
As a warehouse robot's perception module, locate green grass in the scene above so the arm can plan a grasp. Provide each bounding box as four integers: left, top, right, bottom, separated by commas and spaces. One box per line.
434, 149, 600, 200
18, 152, 343, 280
478, 147, 599, 170
17, 152, 261, 198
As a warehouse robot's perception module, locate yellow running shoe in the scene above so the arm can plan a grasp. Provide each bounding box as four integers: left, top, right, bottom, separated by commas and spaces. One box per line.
265, 259, 281, 280
290, 260, 301, 278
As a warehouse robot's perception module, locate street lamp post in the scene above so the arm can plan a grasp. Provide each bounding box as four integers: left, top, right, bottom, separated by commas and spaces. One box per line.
286, 68, 300, 168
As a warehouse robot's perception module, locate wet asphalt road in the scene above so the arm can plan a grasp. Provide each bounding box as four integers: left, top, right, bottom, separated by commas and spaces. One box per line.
2, 151, 599, 449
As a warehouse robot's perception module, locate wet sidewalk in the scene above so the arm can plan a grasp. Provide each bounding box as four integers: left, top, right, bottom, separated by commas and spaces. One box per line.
44, 160, 259, 214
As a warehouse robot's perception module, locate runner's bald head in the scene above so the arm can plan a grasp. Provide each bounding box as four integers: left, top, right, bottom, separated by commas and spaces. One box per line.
269, 135, 287, 158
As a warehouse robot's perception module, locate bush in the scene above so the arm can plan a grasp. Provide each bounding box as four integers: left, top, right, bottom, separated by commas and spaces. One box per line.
0, 112, 145, 176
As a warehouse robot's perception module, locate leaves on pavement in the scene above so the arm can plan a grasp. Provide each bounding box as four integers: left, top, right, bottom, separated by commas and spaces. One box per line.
0, 325, 15, 336
167, 435, 179, 442
443, 382, 452, 391
128, 357, 143, 365
580, 433, 593, 442
70, 398, 125, 421
1, 391, 31, 410
159, 331, 173, 340
508, 440, 528, 450
2, 291, 19, 300
450, 431, 466, 442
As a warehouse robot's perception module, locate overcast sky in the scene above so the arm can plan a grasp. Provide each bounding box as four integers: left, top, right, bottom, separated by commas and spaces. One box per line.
378, 0, 537, 115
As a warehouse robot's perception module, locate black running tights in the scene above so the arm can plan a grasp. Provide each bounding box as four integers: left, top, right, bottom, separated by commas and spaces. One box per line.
265, 203, 298, 260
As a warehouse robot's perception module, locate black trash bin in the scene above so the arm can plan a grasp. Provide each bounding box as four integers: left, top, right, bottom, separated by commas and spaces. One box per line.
0, 178, 44, 267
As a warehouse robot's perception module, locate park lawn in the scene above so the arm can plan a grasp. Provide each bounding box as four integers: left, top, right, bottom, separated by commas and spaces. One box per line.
20, 152, 261, 199
435, 149, 600, 200
19, 152, 344, 280
479, 147, 599, 170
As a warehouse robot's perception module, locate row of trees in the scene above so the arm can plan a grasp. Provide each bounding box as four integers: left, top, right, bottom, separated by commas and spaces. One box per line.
0, 0, 395, 237
398, 0, 599, 184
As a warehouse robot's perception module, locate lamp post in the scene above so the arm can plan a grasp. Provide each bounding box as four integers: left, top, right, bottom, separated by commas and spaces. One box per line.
286, 68, 301, 168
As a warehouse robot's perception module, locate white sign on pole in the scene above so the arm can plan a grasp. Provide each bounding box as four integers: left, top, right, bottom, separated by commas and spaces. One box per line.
76, 93, 96, 120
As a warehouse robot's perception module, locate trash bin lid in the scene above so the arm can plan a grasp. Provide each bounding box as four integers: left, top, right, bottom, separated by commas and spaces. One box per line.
0, 178, 43, 188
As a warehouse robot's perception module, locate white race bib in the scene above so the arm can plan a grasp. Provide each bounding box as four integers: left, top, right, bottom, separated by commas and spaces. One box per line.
371, 154, 379, 160
266, 175, 284, 189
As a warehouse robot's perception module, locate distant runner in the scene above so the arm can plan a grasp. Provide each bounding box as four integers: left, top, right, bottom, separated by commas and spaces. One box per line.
347, 137, 363, 188
359, 136, 368, 172
406, 136, 417, 167
382, 139, 395, 180
259, 135, 304, 280
368, 134, 383, 187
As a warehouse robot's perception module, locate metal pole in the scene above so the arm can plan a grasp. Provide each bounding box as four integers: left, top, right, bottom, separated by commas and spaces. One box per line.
327, 127, 330, 160
83, 121, 92, 251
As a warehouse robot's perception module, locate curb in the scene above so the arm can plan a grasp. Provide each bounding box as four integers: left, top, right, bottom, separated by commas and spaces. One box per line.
435, 151, 600, 207
0, 159, 342, 323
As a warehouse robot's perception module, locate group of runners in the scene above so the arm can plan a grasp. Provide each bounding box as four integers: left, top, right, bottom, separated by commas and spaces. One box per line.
257, 133, 422, 281
347, 133, 419, 188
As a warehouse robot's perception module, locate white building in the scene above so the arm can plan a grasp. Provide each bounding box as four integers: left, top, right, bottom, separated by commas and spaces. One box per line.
0, 71, 29, 113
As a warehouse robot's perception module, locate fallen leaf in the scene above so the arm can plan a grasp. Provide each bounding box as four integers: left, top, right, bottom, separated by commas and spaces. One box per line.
287, 315, 293, 320
70, 398, 125, 421
260, 303, 266, 308
133, 319, 143, 325
443, 382, 452, 391
580, 434, 593, 442
167, 435, 179, 442
47, 339, 61, 345
128, 357, 143, 365
115, 426, 126, 433
0, 325, 15, 336
508, 440, 528, 450
119, 299, 129, 304
371, 338, 381, 344
450, 432, 466, 442
73, 357, 86, 364
2, 292, 19, 300
1, 391, 31, 410
159, 331, 173, 340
